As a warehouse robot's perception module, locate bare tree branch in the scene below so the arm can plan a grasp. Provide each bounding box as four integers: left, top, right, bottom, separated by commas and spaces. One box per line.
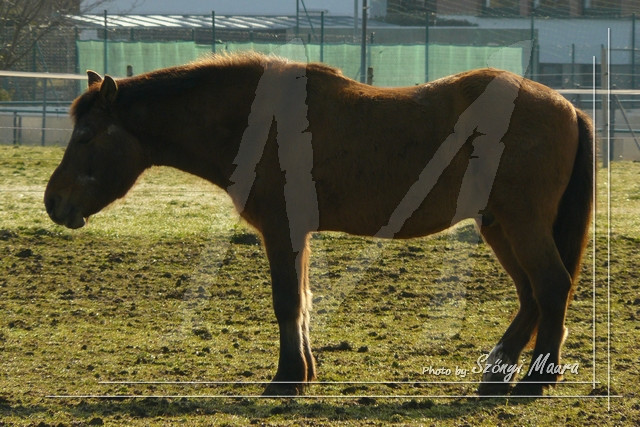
0, 0, 112, 70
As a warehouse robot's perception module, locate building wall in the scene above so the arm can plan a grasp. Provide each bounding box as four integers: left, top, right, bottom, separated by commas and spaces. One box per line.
85, 0, 640, 17
387, 0, 639, 17
83, 0, 360, 16
621, 0, 640, 15
436, 0, 480, 15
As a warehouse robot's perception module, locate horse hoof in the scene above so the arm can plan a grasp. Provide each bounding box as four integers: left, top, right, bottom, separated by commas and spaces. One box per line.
477, 381, 512, 396
262, 382, 305, 397
511, 381, 545, 396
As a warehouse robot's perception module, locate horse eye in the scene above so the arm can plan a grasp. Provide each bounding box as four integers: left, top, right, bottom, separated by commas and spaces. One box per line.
72, 127, 92, 144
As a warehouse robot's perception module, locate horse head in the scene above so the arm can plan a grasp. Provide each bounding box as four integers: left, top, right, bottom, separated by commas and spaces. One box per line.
44, 71, 149, 229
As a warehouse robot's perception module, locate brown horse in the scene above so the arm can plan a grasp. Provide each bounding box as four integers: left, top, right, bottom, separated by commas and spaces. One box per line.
44, 52, 593, 396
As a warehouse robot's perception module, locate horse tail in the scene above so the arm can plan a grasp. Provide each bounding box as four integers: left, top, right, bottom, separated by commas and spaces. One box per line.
553, 108, 594, 286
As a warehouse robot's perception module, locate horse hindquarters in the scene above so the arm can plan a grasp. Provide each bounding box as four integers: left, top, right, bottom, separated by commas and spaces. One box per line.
552, 109, 594, 282
515, 109, 593, 395
483, 108, 593, 396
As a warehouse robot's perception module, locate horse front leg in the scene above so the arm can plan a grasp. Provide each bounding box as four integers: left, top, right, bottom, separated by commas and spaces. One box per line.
262, 232, 315, 396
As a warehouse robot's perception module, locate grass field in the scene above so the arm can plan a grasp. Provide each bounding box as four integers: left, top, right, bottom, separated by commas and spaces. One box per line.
1, 145, 639, 426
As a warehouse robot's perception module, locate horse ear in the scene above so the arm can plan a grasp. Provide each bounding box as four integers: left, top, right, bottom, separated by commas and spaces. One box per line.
87, 70, 102, 86
99, 75, 118, 103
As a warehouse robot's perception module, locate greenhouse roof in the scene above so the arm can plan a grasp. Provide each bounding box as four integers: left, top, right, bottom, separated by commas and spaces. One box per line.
66, 14, 396, 30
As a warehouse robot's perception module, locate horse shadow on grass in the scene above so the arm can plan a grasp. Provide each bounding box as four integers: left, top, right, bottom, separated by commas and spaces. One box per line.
2, 394, 539, 424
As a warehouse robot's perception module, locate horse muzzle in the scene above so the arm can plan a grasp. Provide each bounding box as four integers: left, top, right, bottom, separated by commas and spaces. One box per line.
44, 193, 87, 229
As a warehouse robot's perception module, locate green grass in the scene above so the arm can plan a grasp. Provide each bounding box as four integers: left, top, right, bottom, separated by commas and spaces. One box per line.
1, 145, 638, 425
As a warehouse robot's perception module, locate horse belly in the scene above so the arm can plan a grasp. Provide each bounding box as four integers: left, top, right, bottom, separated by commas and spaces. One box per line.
314, 145, 470, 239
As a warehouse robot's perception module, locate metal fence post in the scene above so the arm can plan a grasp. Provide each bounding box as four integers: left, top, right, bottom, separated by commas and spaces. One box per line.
368, 31, 374, 79
425, 13, 430, 82
530, 14, 535, 81
13, 112, 19, 145
211, 11, 216, 54
74, 26, 81, 97
32, 44, 37, 101
360, 0, 368, 83
41, 78, 47, 146
353, 0, 358, 41
571, 43, 575, 88
601, 46, 609, 168
103, 10, 108, 75
632, 13, 636, 89
320, 11, 324, 62
296, 0, 300, 37
610, 85, 616, 161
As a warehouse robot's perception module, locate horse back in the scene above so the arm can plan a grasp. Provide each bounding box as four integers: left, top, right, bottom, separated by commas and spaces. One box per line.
247, 65, 580, 239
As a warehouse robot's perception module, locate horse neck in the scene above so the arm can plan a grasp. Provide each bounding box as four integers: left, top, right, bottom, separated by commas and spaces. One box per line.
118, 65, 261, 189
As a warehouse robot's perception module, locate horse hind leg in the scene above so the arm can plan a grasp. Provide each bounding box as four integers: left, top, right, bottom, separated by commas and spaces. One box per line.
477, 223, 539, 395
502, 224, 573, 396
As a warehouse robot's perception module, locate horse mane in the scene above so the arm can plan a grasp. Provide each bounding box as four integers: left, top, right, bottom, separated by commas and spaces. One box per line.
70, 89, 99, 122
70, 52, 344, 121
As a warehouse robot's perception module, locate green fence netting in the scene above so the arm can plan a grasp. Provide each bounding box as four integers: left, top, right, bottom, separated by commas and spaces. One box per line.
77, 40, 524, 87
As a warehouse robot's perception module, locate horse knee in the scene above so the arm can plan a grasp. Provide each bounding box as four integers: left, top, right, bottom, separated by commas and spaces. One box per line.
271, 281, 303, 316
273, 301, 301, 324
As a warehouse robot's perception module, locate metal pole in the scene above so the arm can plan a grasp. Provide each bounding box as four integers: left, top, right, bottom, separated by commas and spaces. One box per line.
425, 13, 430, 82
74, 26, 80, 96
13, 111, 22, 145
103, 10, 108, 75
529, 13, 535, 80
74, 27, 79, 75
320, 11, 324, 62
41, 78, 47, 147
360, 0, 367, 83
601, 45, 609, 168
632, 13, 636, 89
32, 44, 37, 100
610, 86, 616, 161
368, 31, 373, 83
571, 43, 575, 88
13, 112, 18, 145
211, 11, 216, 54
296, 0, 300, 37
354, 0, 358, 40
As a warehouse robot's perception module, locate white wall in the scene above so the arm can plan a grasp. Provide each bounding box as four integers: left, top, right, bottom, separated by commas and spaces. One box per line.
84, 0, 360, 15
